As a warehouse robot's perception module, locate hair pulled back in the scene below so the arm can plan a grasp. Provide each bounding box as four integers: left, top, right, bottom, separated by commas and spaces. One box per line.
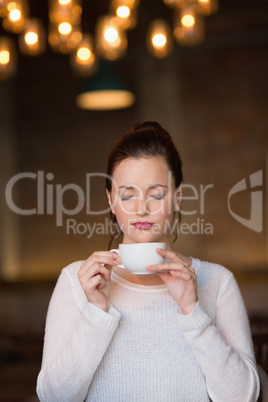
106, 121, 183, 192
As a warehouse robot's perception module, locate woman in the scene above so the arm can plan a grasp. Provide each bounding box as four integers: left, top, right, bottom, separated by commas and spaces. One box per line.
37, 121, 260, 401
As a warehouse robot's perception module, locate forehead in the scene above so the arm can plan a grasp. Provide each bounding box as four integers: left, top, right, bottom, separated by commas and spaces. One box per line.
112, 157, 171, 186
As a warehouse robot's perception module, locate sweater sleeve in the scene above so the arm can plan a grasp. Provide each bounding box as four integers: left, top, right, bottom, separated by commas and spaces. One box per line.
36, 262, 121, 402
177, 271, 260, 402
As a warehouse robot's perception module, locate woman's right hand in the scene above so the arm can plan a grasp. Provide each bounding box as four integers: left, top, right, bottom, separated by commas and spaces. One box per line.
78, 251, 116, 312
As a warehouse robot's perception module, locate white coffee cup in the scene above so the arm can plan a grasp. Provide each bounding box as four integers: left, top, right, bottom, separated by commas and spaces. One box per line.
111, 242, 166, 275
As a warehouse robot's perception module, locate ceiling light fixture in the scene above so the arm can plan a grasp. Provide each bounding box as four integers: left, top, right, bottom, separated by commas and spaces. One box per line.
76, 60, 135, 110
0, 0, 218, 109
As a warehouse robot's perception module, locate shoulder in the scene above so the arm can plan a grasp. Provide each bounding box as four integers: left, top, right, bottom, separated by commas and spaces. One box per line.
50, 260, 88, 309
55, 260, 85, 289
192, 257, 233, 277
191, 257, 236, 292
191, 258, 244, 314
62, 260, 84, 275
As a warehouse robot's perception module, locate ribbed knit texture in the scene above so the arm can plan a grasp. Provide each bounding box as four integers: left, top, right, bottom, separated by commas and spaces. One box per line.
37, 258, 260, 402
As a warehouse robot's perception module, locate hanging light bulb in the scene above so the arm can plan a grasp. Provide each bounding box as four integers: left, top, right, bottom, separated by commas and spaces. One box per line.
0, 0, 8, 17
3, 0, 28, 33
197, 0, 218, 16
147, 19, 173, 58
19, 18, 46, 56
173, 7, 205, 46
49, 0, 82, 25
0, 36, 17, 80
96, 15, 127, 61
58, 21, 72, 35
110, 0, 139, 11
110, 0, 138, 30
181, 6, 196, 28
70, 34, 97, 77
48, 0, 82, 53
48, 20, 82, 53
117, 5, 130, 18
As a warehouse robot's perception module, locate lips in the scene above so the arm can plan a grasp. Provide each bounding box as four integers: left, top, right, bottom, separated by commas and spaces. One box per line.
132, 222, 154, 230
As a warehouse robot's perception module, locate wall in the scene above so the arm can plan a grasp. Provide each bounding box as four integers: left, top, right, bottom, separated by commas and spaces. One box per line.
0, 4, 267, 282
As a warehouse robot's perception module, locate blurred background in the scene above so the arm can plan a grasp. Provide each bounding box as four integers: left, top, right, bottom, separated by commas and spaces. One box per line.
0, 0, 267, 399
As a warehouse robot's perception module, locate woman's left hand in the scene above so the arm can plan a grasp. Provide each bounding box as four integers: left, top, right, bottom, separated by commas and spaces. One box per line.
147, 249, 198, 315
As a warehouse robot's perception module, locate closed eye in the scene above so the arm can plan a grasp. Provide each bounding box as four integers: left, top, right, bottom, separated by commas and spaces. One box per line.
120, 195, 133, 201
151, 194, 166, 200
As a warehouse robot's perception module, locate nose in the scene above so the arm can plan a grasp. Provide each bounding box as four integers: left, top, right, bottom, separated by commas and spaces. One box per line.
135, 198, 149, 216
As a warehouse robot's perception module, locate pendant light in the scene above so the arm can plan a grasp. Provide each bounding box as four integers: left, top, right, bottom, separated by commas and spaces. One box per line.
76, 60, 135, 110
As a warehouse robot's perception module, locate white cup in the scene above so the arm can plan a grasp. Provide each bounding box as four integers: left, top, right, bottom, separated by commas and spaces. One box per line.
111, 242, 166, 275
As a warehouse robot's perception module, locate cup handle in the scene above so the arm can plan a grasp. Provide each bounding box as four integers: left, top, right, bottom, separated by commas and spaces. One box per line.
110, 249, 125, 269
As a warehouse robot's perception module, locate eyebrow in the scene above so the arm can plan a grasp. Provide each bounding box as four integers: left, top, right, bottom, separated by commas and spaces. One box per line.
117, 184, 168, 190
147, 184, 168, 189
117, 185, 135, 190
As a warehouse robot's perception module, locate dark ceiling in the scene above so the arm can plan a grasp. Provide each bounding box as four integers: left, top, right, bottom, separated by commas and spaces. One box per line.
1, 0, 268, 77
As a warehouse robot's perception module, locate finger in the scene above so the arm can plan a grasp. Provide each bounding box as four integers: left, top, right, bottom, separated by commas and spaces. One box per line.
158, 272, 170, 281
80, 252, 115, 274
93, 265, 111, 282
170, 270, 195, 281
147, 261, 190, 272
79, 263, 111, 282
113, 257, 122, 266
96, 266, 112, 282
97, 276, 107, 289
170, 270, 197, 287
188, 266, 196, 274
83, 274, 103, 293
110, 252, 122, 266
156, 248, 183, 261
79, 261, 100, 279
81, 251, 116, 268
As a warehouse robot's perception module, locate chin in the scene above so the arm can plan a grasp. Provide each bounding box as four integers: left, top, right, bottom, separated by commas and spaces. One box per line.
132, 233, 166, 244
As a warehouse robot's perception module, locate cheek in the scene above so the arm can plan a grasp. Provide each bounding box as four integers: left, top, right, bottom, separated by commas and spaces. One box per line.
148, 195, 174, 216
114, 200, 136, 216
110, 193, 133, 215
146, 199, 163, 214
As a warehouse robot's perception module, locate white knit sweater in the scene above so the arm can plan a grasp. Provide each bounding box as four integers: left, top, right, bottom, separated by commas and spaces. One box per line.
36, 258, 260, 402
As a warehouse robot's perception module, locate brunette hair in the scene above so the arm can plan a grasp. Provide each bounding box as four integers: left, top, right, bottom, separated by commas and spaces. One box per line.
106, 121, 183, 191
106, 121, 183, 248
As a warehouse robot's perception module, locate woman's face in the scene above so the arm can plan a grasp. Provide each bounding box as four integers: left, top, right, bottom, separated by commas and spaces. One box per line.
107, 157, 181, 245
